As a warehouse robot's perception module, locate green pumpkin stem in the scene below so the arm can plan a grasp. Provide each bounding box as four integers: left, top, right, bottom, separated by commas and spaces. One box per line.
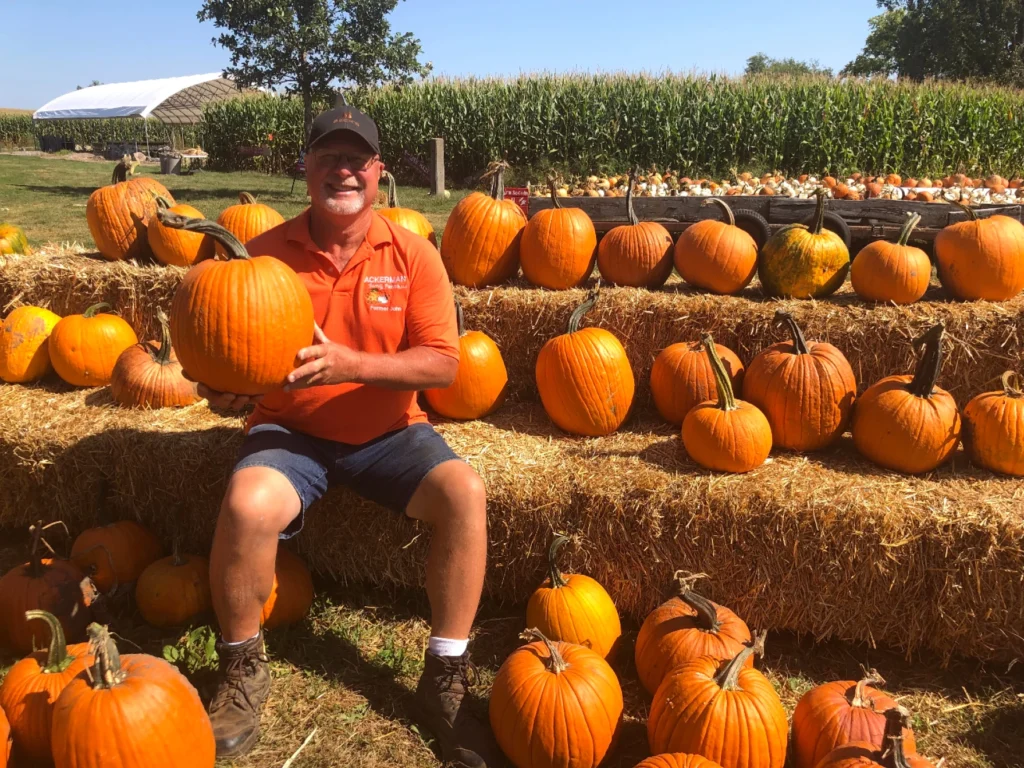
151, 309, 174, 366
702, 334, 738, 412
548, 177, 562, 210
673, 571, 721, 633
908, 323, 944, 398
87, 623, 128, 689
1001, 370, 1024, 398
546, 534, 570, 588
774, 311, 811, 355
25, 610, 75, 673
950, 201, 978, 221
701, 197, 736, 228
880, 707, 914, 768
849, 668, 886, 708
810, 188, 828, 235
626, 168, 640, 226
716, 631, 766, 691
454, 296, 466, 338
239, 191, 258, 205
567, 285, 601, 334
83, 302, 112, 319
154, 196, 174, 211
520, 628, 569, 674
382, 171, 400, 209
28, 520, 44, 578
156, 209, 249, 260
896, 213, 922, 247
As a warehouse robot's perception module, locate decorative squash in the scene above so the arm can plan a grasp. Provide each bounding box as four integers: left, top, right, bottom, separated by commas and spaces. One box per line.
377, 171, 436, 246
759, 189, 850, 299
215, 192, 285, 257
440, 161, 526, 287
791, 671, 917, 768
814, 708, 934, 768
650, 339, 745, 426
935, 205, 1024, 300
424, 297, 507, 419
525, 534, 621, 658
682, 335, 772, 473
70, 519, 163, 595
86, 174, 173, 261
489, 628, 623, 768
675, 198, 758, 294
520, 179, 597, 289
597, 169, 674, 288
47, 303, 139, 387
158, 211, 315, 396
147, 197, 215, 267
0, 223, 32, 255
110, 309, 200, 409
0, 305, 61, 383
648, 633, 788, 768
136, 545, 211, 628
634, 755, 724, 768
852, 324, 961, 474
51, 623, 216, 768
743, 311, 857, 452
963, 370, 1024, 476
535, 288, 635, 436
635, 572, 752, 696
261, 548, 314, 630
851, 213, 931, 304
0, 610, 92, 766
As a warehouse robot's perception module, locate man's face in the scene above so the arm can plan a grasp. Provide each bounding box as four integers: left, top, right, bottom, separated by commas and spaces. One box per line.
306, 135, 382, 217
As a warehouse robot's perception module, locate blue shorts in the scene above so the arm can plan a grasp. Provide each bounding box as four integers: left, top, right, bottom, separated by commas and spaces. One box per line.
233, 422, 461, 539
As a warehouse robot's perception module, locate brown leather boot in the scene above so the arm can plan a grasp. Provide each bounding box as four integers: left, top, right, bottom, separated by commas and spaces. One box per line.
208, 632, 271, 758
412, 650, 503, 768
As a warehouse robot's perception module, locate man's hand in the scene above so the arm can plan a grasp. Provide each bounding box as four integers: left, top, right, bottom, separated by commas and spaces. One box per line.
284, 324, 364, 391
182, 369, 264, 411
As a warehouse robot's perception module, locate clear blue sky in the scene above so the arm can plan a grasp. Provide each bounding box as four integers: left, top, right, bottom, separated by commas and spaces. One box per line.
1, 0, 881, 110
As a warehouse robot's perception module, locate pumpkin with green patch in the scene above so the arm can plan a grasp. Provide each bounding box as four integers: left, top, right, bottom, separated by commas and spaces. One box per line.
0, 223, 31, 256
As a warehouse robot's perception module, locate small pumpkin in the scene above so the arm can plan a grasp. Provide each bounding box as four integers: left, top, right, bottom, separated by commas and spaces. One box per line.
525, 534, 622, 659
648, 633, 787, 768
851, 324, 961, 474
110, 309, 200, 409
86, 174, 173, 261
215, 191, 285, 257
682, 335, 772, 473
651, 338, 745, 426
634, 756, 725, 768
675, 198, 758, 294
743, 311, 857, 452
51, 623, 216, 768
424, 297, 507, 420
759, 188, 850, 299
851, 213, 932, 304
47, 303, 139, 387
261, 548, 314, 630
0, 610, 93, 766
521, 179, 597, 289
535, 288, 635, 436
635, 572, 752, 696
0, 305, 61, 383
136, 545, 211, 628
147, 197, 215, 267
0, 223, 32, 255
441, 161, 526, 287
963, 370, 1024, 476
815, 707, 934, 768
70, 519, 163, 595
598, 169, 674, 288
377, 171, 437, 246
934, 204, 1024, 301
489, 628, 623, 768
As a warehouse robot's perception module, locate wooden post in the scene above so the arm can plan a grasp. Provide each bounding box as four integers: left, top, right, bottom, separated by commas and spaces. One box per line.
429, 138, 444, 196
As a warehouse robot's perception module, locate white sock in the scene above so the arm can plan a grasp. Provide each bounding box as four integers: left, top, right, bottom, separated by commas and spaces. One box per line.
428, 636, 468, 657
222, 631, 260, 647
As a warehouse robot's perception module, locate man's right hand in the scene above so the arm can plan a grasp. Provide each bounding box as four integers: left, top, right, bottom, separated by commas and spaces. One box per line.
194, 382, 263, 411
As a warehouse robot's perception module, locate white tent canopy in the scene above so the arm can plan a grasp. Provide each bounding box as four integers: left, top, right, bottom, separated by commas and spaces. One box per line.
33, 73, 239, 124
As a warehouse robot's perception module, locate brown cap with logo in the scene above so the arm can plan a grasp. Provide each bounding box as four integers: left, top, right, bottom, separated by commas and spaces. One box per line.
308, 105, 381, 155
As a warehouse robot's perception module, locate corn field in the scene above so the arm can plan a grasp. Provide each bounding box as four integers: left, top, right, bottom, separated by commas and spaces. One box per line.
0, 115, 203, 152
0, 116, 36, 149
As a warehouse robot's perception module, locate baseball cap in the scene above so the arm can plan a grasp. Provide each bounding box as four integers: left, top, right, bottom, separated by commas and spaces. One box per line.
307, 105, 381, 156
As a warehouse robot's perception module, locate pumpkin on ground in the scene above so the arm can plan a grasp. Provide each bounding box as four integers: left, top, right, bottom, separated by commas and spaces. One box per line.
759, 188, 850, 299
635, 572, 752, 695
377, 171, 436, 246
633, 756, 725, 768
935, 205, 1024, 300
424, 297, 507, 420
215, 192, 285, 256
110, 309, 200, 409
852, 324, 961, 473
158, 210, 315, 396
0, 223, 32, 255
675, 198, 758, 294
597, 169, 674, 288
0, 306, 61, 383
51, 623, 216, 768
743, 311, 857, 452
520, 179, 597, 290
815, 707, 934, 768
963, 370, 1024, 476
261, 548, 314, 630
440, 162, 526, 287
86, 175, 173, 261
136, 545, 211, 628
147, 197, 215, 267
70, 519, 163, 595
851, 213, 931, 304
525, 534, 621, 658
0, 610, 92, 766
682, 335, 772, 472
535, 288, 635, 436
648, 633, 788, 768
650, 338, 745, 426
47, 303, 139, 387
489, 628, 623, 768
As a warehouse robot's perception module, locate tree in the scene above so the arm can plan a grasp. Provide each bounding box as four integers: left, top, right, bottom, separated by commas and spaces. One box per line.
197, 0, 432, 142
76, 80, 104, 90
745, 53, 833, 78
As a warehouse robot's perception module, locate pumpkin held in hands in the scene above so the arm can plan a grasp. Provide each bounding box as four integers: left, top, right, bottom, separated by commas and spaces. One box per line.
650, 338, 745, 426
598, 169, 674, 288
963, 370, 1024, 476
0, 306, 61, 383
48, 303, 139, 387
215, 192, 285, 257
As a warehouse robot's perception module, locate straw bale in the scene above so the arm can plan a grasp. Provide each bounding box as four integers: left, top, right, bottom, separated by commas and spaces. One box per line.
1, 383, 1022, 663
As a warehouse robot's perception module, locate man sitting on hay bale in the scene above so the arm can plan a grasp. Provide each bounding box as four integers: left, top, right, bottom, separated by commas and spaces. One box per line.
199, 106, 496, 767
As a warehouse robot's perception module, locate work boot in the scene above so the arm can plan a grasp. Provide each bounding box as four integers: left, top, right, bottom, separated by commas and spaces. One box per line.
208, 631, 271, 758
412, 650, 503, 768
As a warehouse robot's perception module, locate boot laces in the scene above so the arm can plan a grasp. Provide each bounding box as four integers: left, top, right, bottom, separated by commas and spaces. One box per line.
433, 655, 478, 699
210, 649, 268, 713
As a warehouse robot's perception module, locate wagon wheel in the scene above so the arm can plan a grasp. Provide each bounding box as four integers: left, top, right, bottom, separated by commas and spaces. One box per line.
733, 210, 771, 251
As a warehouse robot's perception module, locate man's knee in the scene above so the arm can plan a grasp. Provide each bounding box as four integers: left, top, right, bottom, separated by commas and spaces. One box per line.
220, 467, 301, 536
410, 461, 486, 525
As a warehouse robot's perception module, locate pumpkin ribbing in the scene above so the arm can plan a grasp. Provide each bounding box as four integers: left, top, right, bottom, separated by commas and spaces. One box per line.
598, 169, 674, 288
851, 213, 931, 304
521, 178, 597, 289
675, 197, 758, 294
963, 370, 1024, 476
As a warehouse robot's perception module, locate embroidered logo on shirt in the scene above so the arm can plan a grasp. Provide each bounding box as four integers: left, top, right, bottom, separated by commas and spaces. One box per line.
363, 275, 407, 312
366, 287, 391, 306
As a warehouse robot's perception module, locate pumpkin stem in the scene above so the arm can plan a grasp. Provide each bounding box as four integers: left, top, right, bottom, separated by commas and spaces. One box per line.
1000, 370, 1024, 398
454, 296, 466, 338
548, 176, 562, 210
26, 609, 75, 673
86, 623, 128, 689
850, 667, 886, 708
83, 302, 112, 319
520, 628, 569, 674
908, 323, 945, 399
949, 201, 978, 222
896, 213, 922, 247
701, 197, 736, 228
171, 536, 185, 567
546, 534, 570, 588
152, 309, 174, 366
702, 334, 738, 412
567, 285, 600, 334
715, 630, 766, 691
382, 171, 400, 208
486, 160, 510, 202
239, 191, 257, 205
673, 570, 722, 633
774, 311, 811, 355
156, 209, 249, 261
810, 188, 827, 235
625, 167, 640, 226
28, 520, 44, 578
154, 195, 174, 211
880, 707, 914, 768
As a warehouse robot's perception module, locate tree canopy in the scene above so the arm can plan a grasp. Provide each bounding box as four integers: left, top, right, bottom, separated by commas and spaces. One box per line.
745, 53, 833, 78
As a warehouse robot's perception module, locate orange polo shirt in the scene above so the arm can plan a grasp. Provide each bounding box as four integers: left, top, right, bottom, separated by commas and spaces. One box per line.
244, 209, 458, 445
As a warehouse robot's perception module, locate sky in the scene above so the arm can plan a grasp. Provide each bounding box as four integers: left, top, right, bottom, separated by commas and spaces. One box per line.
1, 0, 881, 110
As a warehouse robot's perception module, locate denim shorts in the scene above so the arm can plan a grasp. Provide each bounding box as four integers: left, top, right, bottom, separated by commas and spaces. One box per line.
233, 422, 461, 539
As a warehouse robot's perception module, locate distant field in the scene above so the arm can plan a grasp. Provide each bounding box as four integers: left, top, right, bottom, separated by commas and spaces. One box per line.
0, 108, 33, 115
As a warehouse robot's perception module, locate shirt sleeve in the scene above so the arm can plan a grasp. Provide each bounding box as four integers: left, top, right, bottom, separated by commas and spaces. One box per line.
406, 238, 460, 361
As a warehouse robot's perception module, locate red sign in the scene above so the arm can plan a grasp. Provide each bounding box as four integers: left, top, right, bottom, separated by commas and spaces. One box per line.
505, 186, 529, 217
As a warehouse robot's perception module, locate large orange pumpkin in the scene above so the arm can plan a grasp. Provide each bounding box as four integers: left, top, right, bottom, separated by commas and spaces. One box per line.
147, 197, 215, 267
70, 519, 163, 595
851, 213, 931, 304
935, 205, 1024, 300
136, 546, 211, 629
110, 310, 200, 409
215, 191, 285, 257
377, 171, 436, 246
535, 288, 635, 436
440, 162, 526, 287
743, 311, 857, 451
521, 180, 597, 289
86, 175, 173, 261
47, 303, 139, 387
51, 623, 216, 768
261, 548, 314, 630
597, 170, 674, 288
814, 708, 934, 768
159, 211, 315, 396
525, 534, 622, 658
634, 756, 725, 768
0, 305, 61, 383
851, 324, 961, 473
675, 198, 758, 294
963, 370, 1024, 476
650, 339, 745, 426
489, 629, 623, 768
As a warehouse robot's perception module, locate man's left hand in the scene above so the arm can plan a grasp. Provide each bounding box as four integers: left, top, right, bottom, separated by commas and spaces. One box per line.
284, 324, 364, 391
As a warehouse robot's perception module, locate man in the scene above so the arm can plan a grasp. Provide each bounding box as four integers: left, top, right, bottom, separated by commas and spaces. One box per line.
200, 104, 496, 768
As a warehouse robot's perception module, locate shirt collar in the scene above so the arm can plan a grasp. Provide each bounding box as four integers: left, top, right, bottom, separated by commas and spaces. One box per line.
286, 208, 394, 253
